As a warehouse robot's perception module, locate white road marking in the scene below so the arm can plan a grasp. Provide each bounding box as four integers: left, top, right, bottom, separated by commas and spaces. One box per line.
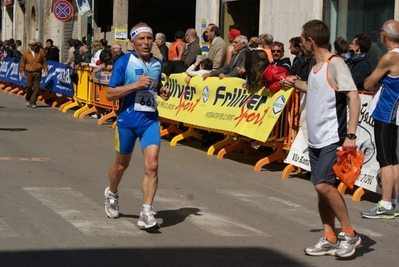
0, 218, 20, 238
217, 189, 383, 237
124, 188, 270, 236
23, 187, 146, 236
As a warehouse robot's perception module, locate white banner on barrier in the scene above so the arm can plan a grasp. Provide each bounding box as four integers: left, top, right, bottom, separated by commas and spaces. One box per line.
285, 93, 382, 194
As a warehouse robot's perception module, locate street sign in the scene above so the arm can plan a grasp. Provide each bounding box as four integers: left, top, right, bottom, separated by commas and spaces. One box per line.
53, 0, 73, 22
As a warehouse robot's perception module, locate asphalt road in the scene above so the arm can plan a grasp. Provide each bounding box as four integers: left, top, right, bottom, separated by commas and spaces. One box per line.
0, 90, 398, 267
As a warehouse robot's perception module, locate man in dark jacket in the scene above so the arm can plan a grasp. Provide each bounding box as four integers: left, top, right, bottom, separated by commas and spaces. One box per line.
347, 34, 372, 90
45, 39, 60, 62
271, 41, 294, 75
203, 35, 248, 79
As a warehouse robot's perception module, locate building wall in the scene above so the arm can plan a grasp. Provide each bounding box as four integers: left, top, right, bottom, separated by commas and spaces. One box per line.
259, 0, 324, 45
195, 0, 220, 42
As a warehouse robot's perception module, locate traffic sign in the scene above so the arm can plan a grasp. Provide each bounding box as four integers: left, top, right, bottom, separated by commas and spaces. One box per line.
53, 0, 73, 22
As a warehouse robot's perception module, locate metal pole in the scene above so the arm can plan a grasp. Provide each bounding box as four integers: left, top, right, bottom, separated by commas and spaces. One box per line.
39, 0, 44, 43
87, 0, 93, 53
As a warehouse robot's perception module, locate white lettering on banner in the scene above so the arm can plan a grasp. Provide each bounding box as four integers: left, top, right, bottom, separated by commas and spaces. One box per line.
291, 153, 310, 166
285, 94, 382, 194
56, 68, 71, 84
0, 61, 9, 73
11, 62, 19, 76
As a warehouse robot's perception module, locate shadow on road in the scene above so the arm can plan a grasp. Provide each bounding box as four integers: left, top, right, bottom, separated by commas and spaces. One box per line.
120, 207, 202, 229
0, 247, 309, 267
0, 128, 27, 131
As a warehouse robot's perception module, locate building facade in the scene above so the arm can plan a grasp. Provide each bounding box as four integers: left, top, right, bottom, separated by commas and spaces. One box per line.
1, 0, 398, 65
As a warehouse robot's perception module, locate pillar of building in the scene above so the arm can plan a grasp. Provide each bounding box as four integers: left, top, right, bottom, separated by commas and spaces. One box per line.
195, 0, 220, 42
109, 0, 129, 51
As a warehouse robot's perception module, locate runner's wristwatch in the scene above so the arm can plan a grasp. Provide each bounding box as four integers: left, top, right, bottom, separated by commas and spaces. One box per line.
346, 133, 357, 140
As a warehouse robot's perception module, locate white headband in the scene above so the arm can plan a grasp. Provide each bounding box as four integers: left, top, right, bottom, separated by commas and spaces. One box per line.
131, 27, 153, 40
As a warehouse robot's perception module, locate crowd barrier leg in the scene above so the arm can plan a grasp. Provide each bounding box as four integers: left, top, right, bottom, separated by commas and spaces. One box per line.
59, 99, 73, 111
39, 89, 53, 103
16, 88, 25, 96
282, 164, 296, 178
207, 135, 236, 156
61, 101, 79, 113
337, 181, 370, 202
0, 83, 5, 89
112, 121, 116, 129
254, 147, 286, 171
51, 95, 69, 108
160, 123, 183, 137
78, 106, 96, 119
170, 127, 202, 146
73, 104, 90, 117
3, 85, 14, 93
216, 138, 260, 159
98, 110, 117, 126
337, 182, 347, 195
9, 86, 22, 95
352, 187, 369, 202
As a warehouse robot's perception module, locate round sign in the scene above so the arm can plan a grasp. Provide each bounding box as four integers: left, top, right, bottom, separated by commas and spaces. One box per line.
53, 0, 73, 22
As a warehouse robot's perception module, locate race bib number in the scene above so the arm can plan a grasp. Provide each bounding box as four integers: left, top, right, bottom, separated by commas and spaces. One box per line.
134, 90, 157, 112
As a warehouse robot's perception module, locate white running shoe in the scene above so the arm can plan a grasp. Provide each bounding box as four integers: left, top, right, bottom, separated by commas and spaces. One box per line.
104, 187, 119, 219
137, 208, 159, 229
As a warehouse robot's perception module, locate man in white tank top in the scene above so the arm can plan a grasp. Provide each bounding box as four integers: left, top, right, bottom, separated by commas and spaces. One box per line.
285, 20, 361, 258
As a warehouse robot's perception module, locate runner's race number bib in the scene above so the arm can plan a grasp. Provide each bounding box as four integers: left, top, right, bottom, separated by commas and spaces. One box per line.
134, 88, 158, 112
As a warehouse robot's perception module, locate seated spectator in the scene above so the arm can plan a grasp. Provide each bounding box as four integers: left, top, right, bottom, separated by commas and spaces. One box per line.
164, 28, 202, 75
271, 41, 293, 74
206, 24, 227, 70
70, 39, 83, 69
184, 56, 213, 83
226, 24, 241, 65
201, 31, 211, 58
64, 39, 75, 64
243, 49, 269, 91
87, 40, 103, 66
334, 36, 351, 61
151, 43, 163, 61
2, 40, 12, 60
75, 46, 92, 68
289, 36, 311, 82
203, 35, 248, 79
242, 48, 288, 93
10, 43, 22, 61
347, 34, 372, 90
15, 40, 23, 53
155, 33, 168, 61
45, 39, 60, 62
110, 42, 125, 63
168, 30, 186, 61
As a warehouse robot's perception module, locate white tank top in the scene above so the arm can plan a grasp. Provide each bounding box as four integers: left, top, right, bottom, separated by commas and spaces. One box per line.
306, 57, 341, 148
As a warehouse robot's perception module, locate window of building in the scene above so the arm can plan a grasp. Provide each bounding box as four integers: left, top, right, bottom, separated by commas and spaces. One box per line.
325, 0, 395, 70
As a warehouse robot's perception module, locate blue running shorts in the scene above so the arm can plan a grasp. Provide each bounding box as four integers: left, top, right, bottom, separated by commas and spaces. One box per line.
115, 121, 161, 154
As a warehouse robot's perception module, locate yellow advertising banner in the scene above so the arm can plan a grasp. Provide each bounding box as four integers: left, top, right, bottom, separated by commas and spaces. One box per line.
158, 73, 294, 142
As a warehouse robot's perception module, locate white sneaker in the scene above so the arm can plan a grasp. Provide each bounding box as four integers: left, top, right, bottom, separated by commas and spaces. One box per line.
137, 208, 159, 229
104, 187, 119, 219
91, 113, 104, 119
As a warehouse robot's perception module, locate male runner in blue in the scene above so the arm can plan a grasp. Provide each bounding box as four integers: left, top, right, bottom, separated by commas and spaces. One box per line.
104, 22, 171, 229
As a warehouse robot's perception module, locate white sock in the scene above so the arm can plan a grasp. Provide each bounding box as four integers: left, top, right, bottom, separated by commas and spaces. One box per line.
381, 200, 392, 209
142, 204, 152, 213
